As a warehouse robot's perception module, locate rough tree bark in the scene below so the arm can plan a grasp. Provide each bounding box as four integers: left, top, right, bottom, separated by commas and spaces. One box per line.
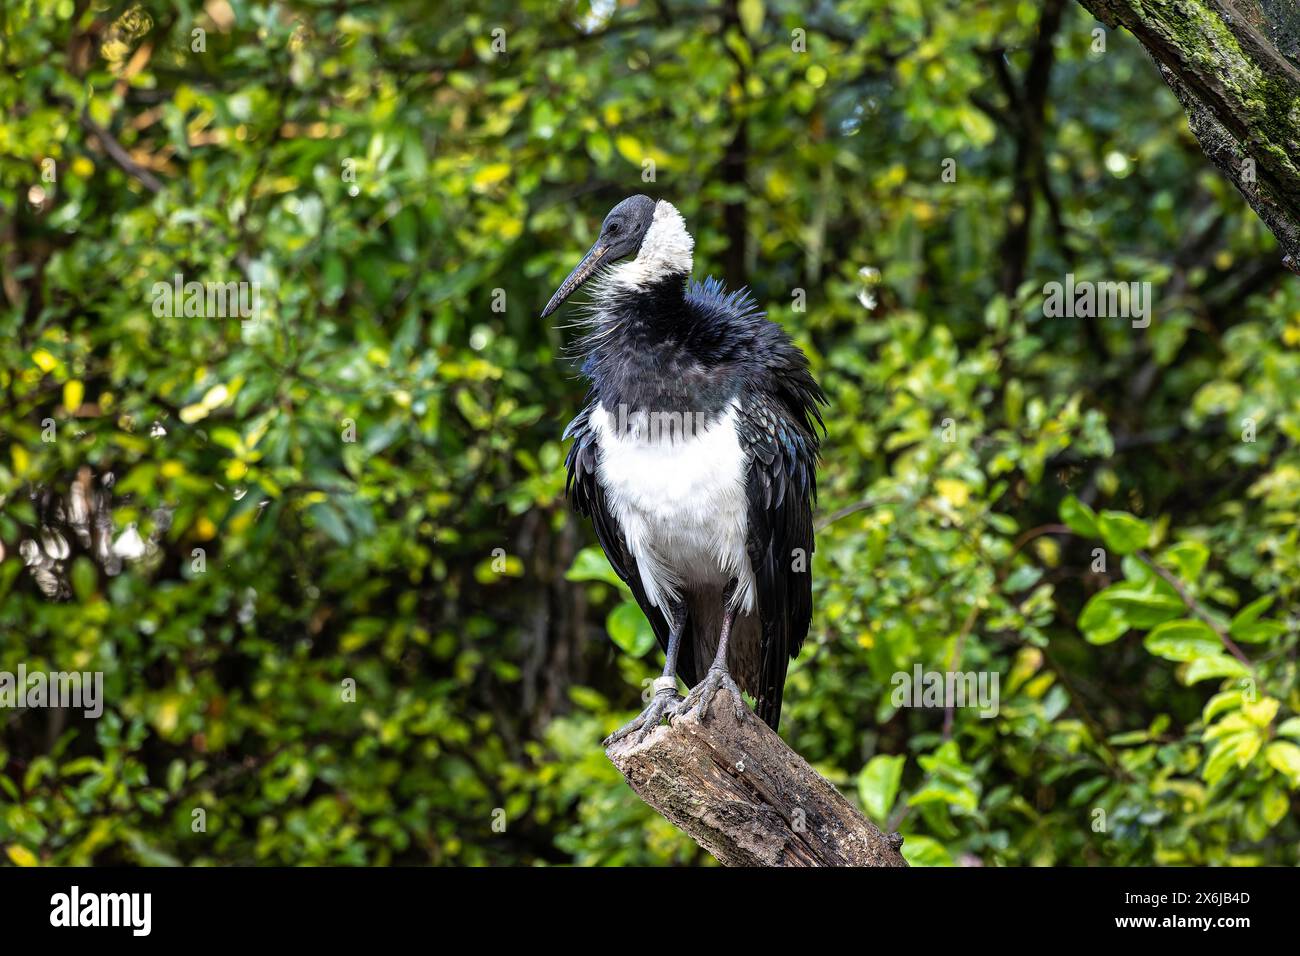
605, 702, 908, 867
1075, 0, 1300, 273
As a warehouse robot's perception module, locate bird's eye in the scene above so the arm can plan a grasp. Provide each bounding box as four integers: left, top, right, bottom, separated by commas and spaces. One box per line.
607, 221, 620, 234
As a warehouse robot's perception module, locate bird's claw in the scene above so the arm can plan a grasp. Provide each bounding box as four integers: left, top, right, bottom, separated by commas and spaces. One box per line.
679, 665, 747, 722
604, 688, 684, 747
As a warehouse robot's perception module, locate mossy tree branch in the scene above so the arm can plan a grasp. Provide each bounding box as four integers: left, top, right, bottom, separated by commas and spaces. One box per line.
1076, 0, 1300, 272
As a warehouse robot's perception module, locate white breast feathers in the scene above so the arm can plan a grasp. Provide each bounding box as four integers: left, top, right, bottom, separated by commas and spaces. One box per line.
590, 400, 755, 615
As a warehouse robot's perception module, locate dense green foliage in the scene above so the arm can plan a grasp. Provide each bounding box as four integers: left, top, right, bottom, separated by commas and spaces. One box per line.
1, 0, 1297, 866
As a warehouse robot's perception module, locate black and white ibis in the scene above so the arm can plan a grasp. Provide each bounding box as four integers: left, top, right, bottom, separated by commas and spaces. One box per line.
543, 195, 825, 744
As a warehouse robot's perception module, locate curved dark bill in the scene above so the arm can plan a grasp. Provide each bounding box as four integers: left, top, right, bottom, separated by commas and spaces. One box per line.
541, 243, 607, 318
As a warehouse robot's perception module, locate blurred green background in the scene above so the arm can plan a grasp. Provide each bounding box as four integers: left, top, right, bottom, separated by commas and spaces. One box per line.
2, 0, 1298, 866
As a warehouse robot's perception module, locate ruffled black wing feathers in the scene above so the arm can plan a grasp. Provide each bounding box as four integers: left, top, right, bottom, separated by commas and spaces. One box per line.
691, 278, 825, 727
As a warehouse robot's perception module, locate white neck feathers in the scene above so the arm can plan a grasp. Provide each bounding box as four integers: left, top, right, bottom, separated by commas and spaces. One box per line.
604, 200, 694, 291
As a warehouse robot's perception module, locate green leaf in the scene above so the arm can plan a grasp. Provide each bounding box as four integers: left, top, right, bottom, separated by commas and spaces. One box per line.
1184, 654, 1250, 684
899, 835, 952, 867
1098, 511, 1150, 555
1242, 697, 1278, 726
1143, 619, 1221, 662
1119, 555, 1181, 599
166, 760, 185, 793
606, 601, 655, 657
585, 131, 612, 165
308, 502, 351, 547
1102, 586, 1184, 628
1276, 717, 1300, 740
1161, 541, 1208, 582
1059, 495, 1099, 538
857, 754, 905, 823
614, 134, 644, 166
565, 546, 626, 589
738, 0, 765, 36
1227, 595, 1286, 644
1203, 736, 1244, 784
568, 686, 608, 712
1228, 602, 1287, 643
210, 427, 246, 454
1002, 564, 1042, 593
5, 845, 38, 867
1201, 690, 1242, 724
908, 779, 978, 811
471, 163, 510, 190
1235, 732, 1263, 767
1204, 712, 1253, 742
1079, 580, 1184, 642
63, 378, 84, 413
1229, 595, 1273, 634
1078, 590, 1128, 645
1264, 741, 1300, 787
1258, 784, 1289, 828
1108, 730, 1149, 745
70, 556, 97, 602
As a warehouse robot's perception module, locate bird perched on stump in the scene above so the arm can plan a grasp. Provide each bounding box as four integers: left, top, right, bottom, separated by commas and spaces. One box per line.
543, 195, 825, 745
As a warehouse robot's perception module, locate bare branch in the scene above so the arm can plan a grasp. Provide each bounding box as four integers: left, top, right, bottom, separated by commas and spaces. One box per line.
79, 112, 163, 194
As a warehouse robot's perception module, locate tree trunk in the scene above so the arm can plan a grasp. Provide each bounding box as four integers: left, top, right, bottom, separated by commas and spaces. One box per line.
1075, 0, 1300, 273
605, 703, 908, 867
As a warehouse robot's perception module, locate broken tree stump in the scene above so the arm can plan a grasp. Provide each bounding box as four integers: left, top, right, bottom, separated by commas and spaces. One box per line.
605, 702, 908, 867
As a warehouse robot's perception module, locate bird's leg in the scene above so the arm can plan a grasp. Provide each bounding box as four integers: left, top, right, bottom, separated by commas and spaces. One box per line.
604, 610, 686, 747
680, 587, 747, 722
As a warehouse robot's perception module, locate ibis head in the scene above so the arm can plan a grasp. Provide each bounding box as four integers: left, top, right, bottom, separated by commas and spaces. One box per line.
540, 194, 659, 318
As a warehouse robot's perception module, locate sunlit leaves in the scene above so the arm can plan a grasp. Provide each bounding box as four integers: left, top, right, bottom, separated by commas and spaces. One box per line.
1265, 742, 1300, 788
1229, 596, 1287, 643
900, 835, 953, 867
1097, 511, 1150, 555
1059, 495, 1098, 538
1078, 579, 1183, 645
1142, 619, 1220, 663
5, 844, 39, 867
858, 753, 905, 823
565, 546, 625, 589
606, 602, 656, 657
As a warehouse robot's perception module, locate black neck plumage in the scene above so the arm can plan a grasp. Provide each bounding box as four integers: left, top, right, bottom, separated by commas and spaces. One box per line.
578, 272, 742, 425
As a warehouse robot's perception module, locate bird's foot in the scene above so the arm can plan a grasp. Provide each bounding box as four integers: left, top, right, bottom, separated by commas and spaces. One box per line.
678, 664, 748, 723
604, 677, 684, 747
